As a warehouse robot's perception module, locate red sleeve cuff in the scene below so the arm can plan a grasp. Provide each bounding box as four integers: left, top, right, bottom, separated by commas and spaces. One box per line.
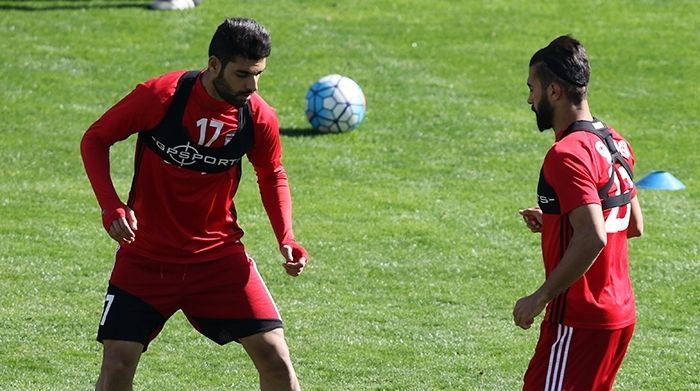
283, 241, 309, 260
101, 207, 127, 232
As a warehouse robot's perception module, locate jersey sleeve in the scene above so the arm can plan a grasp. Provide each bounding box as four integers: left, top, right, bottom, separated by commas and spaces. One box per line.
544, 146, 601, 216
246, 98, 296, 246
80, 77, 175, 229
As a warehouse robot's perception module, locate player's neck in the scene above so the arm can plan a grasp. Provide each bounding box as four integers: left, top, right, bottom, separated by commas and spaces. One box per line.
553, 100, 593, 134
200, 70, 221, 101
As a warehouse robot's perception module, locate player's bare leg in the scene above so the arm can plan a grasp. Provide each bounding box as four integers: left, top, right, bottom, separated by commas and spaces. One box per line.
241, 328, 300, 391
95, 340, 143, 391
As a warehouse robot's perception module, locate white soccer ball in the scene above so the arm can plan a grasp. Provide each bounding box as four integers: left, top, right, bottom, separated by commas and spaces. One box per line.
305, 74, 366, 133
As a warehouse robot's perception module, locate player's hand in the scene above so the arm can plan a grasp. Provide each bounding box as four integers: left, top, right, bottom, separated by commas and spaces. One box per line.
519, 207, 543, 233
107, 207, 138, 244
513, 291, 548, 329
280, 242, 308, 277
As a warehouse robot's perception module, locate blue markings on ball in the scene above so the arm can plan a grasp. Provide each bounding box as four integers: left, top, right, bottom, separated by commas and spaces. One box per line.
305, 74, 366, 133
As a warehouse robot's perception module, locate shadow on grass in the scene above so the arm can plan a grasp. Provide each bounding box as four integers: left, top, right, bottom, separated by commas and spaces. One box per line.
0, 1, 148, 11
280, 127, 330, 138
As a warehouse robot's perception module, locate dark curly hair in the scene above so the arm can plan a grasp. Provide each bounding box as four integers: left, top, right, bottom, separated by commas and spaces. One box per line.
530, 35, 590, 105
208, 17, 271, 65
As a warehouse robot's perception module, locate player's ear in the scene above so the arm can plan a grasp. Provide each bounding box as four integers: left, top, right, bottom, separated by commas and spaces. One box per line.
207, 56, 222, 75
547, 82, 562, 101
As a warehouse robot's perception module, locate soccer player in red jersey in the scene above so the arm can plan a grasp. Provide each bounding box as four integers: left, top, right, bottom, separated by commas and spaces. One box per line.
513, 35, 644, 391
81, 18, 307, 390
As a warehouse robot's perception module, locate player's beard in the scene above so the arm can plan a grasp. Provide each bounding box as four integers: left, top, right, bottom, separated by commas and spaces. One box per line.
212, 72, 252, 108
532, 97, 554, 132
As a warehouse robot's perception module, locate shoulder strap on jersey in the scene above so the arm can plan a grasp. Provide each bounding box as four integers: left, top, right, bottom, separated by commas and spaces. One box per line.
562, 120, 634, 210
137, 70, 255, 173
161, 70, 200, 128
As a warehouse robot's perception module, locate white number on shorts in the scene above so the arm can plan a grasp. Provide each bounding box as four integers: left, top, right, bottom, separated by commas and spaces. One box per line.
100, 294, 115, 326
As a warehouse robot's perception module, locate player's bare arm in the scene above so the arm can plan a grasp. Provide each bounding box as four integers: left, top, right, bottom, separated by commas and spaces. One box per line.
627, 196, 644, 238
513, 203, 606, 329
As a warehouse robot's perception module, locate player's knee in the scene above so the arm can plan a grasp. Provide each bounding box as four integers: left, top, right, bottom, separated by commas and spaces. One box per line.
244, 331, 294, 374
101, 357, 138, 381
268, 348, 294, 370
100, 341, 141, 378
258, 343, 293, 372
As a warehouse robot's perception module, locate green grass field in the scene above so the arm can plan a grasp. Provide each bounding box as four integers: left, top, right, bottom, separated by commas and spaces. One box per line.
1, 0, 698, 389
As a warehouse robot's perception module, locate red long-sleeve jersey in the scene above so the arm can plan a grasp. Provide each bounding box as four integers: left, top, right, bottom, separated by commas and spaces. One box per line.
81, 70, 296, 263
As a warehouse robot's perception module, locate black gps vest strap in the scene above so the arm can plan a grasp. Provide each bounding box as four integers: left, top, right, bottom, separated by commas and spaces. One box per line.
562, 120, 634, 210
139, 70, 254, 173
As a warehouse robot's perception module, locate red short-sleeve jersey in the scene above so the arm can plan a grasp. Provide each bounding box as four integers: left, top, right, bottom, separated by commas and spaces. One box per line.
81, 71, 296, 263
538, 124, 637, 329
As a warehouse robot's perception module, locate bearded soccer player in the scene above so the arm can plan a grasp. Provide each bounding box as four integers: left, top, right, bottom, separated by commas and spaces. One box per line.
513, 35, 644, 391
81, 18, 307, 391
